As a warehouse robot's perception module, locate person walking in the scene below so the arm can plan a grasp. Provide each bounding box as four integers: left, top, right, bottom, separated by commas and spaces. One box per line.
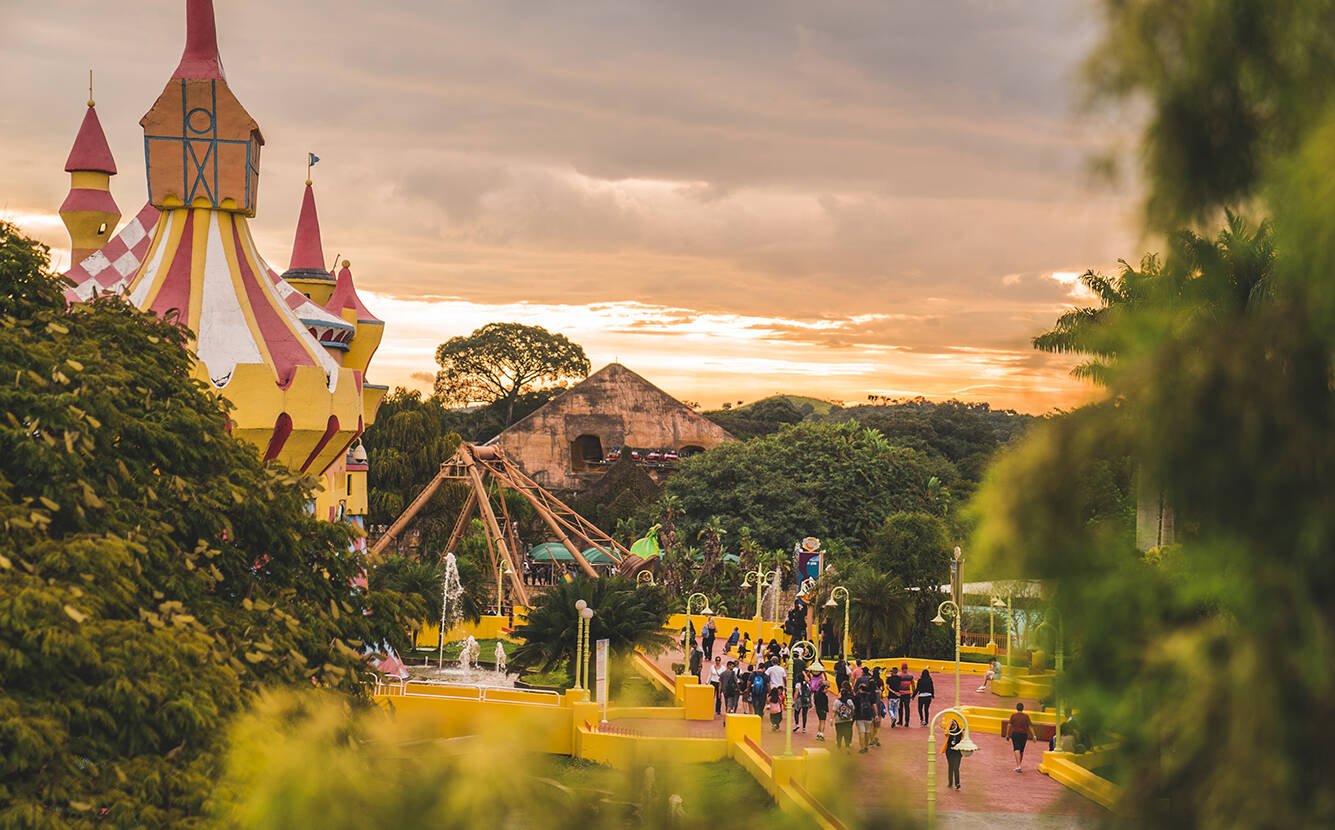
708, 656, 723, 715
869, 667, 885, 746
945, 720, 965, 790
834, 657, 849, 692
688, 640, 703, 680
886, 666, 900, 728
795, 670, 813, 732
701, 615, 717, 661
749, 664, 768, 716
812, 672, 830, 741
916, 669, 935, 726
896, 662, 915, 727
833, 682, 856, 753
1007, 702, 1039, 772
721, 661, 740, 714
853, 674, 877, 753
767, 687, 785, 732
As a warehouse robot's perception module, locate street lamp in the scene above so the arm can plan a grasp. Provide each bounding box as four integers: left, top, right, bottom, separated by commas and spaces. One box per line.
636, 570, 656, 586
741, 566, 778, 621
824, 585, 851, 660
580, 605, 595, 698
991, 595, 1014, 671
574, 599, 588, 689
496, 559, 512, 616
683, 592, 713, 667
926, 707, 980, 829
1036, 608, 1065, 750
784, 639, 821, 757
931, 600, 963, 710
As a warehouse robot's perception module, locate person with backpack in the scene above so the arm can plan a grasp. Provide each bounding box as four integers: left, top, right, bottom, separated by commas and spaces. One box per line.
767, 686, 785, 732
853, 675, 877, 753
721, 661, 740, 714
916, 668, 936, 726
896, 662, 915, 726
833, 682, 856, 753
750, 665, 768, 716
811, 672, 830, 741
794, 670, 813, 732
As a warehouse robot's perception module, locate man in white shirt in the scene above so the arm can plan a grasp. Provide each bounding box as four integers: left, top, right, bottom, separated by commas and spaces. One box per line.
764, 657, 787, 692
708, 656, 724, 714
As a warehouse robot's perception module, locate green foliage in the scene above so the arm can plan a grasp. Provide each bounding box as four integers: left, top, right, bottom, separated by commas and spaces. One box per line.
434, 322, 590, 428
974, 4, 1335, 820
0, 222, 421, 827
212, 692, 802, 828
661, 421, 943, 551
843, 566, 912, 659
510, 576, 671, 687
865, 512, 952, 656
361, 388, 464, 531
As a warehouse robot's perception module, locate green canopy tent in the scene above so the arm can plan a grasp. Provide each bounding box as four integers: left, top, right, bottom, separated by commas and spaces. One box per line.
528, 542, 618, 566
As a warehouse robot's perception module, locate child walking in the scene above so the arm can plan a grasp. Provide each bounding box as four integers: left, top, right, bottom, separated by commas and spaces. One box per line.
767, 687, 785, 731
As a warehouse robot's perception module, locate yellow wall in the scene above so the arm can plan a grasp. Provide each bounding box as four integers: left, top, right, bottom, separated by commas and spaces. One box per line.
415, 613, 528, 649
667, 613, 788, 650
374, 692, 573, 755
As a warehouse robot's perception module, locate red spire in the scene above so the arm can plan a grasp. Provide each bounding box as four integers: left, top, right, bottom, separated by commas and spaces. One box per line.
288, 182, 327, 272
327, 262, 383, 324
172, 0, 225, 80
65, 104, 116, 175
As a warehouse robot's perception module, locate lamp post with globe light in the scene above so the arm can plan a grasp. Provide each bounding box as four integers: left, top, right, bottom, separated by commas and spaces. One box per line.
580, 605, 595, 696
1036, 608, 1065, 749
784, 639, 823, 757
824, 586, 851, 660
574, 599, 588, 689
927, 707, 980, 829
741, 566, 778, 621
992, 594, 1014, 670
931, 600, 963, 710
683, 592, 714, 670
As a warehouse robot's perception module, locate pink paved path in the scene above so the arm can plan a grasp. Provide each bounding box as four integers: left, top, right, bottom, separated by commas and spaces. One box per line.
639, 653, 1103, 828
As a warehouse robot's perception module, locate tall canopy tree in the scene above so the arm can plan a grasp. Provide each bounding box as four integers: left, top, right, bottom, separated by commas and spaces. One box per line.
0, 222, 422, 826
434, 322, 590, 428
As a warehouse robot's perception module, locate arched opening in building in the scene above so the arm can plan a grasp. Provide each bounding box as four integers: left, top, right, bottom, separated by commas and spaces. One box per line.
679, 444, 706, 458
571, 434, 605, 471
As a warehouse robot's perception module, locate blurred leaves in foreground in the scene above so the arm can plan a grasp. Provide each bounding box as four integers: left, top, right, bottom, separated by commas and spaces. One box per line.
974, 1, 1335, 826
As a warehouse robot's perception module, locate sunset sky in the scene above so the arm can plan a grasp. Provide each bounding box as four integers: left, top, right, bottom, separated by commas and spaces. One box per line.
0, 1, 1142, 412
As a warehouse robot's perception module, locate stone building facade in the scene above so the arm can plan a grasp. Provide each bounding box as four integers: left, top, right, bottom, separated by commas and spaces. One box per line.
489, 363, 732, 492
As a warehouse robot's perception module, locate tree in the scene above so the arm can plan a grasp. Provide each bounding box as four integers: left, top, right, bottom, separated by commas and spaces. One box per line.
972, 3, 1335, 822
661, 421, 946, 552
0, 222, 422, 826
434, 323, 590, 428
361, 388, 465, 543
844, 566, 913, 659
866, 512, 952, 657
510, 576, 671, 688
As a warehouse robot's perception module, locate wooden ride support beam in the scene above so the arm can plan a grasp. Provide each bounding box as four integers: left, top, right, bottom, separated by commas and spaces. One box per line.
495, 474, 601, 580
461, 451, 531, 606
372, 465, 451, 556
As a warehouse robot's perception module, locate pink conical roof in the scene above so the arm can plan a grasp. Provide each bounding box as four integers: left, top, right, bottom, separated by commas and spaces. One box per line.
288, 182, 327, 271
64, 104, 116, 175
172, 0, 225, 80
327, 263, 383, 324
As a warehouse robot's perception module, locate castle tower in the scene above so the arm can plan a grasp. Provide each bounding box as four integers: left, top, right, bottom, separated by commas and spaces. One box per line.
61, 94, 121, 266
102, 0, 383, 479
281, 180, 337, 304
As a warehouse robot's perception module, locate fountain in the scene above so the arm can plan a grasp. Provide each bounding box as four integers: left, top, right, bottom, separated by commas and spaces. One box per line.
458, 635, 480, 671
495, 641, 508, 677
437, 552, 464, 668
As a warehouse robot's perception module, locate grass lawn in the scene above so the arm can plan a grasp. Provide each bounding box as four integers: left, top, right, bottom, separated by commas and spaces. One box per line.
532, 755, 774, 817
412, 637, 516, 662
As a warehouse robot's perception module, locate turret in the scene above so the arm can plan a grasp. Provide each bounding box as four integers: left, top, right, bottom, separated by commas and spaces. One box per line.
61, 93, 121, 265
140, 0, 263, 215
326, 260, 385, 376
281, 179, 337, 303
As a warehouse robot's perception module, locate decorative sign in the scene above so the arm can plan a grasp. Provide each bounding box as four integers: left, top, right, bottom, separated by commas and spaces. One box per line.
595, 638, 610, 722
801, 537, 821, 552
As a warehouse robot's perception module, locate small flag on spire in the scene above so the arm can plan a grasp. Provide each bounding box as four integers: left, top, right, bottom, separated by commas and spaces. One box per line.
306, 153, 320, 186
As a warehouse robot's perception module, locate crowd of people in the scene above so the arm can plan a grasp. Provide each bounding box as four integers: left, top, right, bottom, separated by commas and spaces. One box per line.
681, 621, 1053, 793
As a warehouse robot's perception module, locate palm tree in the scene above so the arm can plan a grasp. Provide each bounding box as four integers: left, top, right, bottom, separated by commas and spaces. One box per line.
845, 566, 913, 658
696, 517, 727, 582
510, 576, 671, 688
1034, 212, 1274, 386
657, 494, 683, 553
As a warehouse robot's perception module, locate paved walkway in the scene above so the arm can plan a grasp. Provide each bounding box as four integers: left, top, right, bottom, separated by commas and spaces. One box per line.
637, 653, 1102, 827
